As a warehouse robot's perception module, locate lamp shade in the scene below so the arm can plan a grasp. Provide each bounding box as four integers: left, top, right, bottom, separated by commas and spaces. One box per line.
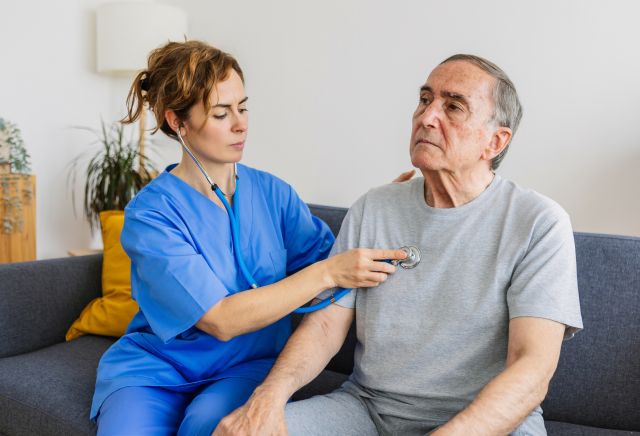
96, 1, 187, 74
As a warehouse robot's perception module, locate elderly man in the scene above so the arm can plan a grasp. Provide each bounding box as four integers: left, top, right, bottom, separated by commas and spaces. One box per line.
215, 54, 583, 435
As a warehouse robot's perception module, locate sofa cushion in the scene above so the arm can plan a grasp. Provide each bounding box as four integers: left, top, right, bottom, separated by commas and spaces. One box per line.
546, 420, 639, 435
542, 233, 640, 431
66, 211, 139, 341
0, 335, 114, 436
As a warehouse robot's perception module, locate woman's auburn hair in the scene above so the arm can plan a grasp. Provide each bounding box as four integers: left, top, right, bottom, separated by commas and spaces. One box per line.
121, 40, 244, 139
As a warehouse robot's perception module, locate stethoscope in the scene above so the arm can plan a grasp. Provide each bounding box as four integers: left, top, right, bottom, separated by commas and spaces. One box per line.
176, 128, 422, 313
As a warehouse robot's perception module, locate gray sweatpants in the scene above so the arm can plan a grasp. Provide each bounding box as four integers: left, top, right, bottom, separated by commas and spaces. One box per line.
286, 389, 378, 436
285, 388, 546, 436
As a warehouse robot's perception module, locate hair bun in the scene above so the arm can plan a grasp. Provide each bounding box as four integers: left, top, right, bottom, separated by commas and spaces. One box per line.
140, 76, 150, 92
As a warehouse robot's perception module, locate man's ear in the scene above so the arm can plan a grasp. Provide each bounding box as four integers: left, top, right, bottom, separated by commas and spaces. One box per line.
482, 127, 512, 161
164, 109, 181, 133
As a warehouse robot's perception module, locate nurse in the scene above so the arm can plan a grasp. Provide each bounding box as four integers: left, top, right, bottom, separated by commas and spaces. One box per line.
91, 40, 407, 435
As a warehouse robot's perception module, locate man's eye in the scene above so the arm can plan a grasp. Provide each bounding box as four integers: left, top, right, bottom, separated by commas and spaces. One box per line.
448, 104, 462, 112
419, 97, 431, 105
239, 107, 248, 113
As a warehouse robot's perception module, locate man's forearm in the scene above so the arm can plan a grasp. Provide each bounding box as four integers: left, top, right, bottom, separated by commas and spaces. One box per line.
213, 305, 354, 435
257, 306, 353, 403
435, 356, 552, 435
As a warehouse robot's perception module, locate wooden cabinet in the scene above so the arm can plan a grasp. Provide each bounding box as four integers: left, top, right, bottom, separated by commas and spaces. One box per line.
0, 174, 36, 263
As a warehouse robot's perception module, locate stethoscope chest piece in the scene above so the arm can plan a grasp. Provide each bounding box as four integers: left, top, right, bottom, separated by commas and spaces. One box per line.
395, 245, 421, 269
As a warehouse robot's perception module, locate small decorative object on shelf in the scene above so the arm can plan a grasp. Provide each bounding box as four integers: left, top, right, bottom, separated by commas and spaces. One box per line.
67, 248, 103, 257
0, 117, 36, 263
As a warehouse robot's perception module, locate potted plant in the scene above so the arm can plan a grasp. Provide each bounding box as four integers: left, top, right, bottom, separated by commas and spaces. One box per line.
68, 120, 156, 230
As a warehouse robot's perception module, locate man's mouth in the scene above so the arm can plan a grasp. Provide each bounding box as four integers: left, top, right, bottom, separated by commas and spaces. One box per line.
415, 139, 438, 148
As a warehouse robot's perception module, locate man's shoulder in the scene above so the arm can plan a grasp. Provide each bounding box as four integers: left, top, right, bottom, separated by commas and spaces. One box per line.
498, 176, 570, 227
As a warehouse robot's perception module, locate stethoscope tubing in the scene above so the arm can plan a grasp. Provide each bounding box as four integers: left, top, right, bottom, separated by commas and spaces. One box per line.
214, 186, 258, 290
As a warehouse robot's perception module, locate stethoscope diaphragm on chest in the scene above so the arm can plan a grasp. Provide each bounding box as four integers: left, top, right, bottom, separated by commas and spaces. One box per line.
389, 245, 421, 269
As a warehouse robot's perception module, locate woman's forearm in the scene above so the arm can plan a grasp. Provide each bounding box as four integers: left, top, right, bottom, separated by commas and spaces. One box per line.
196, 260, 333, 340
197, 247, 404, 341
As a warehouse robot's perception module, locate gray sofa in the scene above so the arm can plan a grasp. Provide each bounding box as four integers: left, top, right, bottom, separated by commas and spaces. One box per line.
1, 204, 638, 435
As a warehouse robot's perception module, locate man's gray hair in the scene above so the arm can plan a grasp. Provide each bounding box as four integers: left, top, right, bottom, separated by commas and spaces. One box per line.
440, 54, 523, 170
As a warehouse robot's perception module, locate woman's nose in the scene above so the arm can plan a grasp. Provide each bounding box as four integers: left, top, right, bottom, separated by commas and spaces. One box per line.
232, 112, 248, 132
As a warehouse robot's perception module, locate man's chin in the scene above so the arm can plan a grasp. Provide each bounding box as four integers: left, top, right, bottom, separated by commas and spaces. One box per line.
411, 157, 441, 172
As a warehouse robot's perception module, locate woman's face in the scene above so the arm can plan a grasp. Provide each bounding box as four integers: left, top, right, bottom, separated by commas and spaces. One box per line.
181, 69, 248, 165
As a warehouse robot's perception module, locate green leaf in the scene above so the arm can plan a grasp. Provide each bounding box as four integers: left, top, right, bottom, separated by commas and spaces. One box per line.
68, 120, 157, 230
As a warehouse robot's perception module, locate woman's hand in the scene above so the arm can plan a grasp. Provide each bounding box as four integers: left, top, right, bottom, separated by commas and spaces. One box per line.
213, 387, 288, 436
323, 248, 407, 289
392, 169, 415, 183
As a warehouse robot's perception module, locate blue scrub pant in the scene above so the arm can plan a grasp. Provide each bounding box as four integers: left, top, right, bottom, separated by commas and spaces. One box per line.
96, 377, 260, 436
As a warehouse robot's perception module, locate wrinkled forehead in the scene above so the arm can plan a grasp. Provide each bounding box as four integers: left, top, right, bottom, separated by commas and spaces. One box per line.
424, 61, 496, 104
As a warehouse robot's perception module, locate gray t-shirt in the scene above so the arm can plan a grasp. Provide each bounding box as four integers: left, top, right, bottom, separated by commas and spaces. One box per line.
321, 175, 583, 435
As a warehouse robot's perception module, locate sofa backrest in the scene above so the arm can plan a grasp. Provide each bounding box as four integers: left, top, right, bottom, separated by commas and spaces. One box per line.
306, 204, 640, 431
542, 232, 640, 431
0, 255, 103, 357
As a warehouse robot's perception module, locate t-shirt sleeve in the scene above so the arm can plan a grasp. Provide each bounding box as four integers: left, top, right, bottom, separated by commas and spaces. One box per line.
121, 205, 229, 343
281, 184, 335, 274
507, 207, 583, 339
315, 195, 367, 309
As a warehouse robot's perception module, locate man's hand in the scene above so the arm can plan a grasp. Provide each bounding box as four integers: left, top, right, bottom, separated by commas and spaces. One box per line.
213, 387, 288, 436
214, 305, 354, 435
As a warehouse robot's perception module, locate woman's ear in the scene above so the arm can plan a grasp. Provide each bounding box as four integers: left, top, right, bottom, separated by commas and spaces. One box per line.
482, 126, 512, 161
164, 109, 181, 134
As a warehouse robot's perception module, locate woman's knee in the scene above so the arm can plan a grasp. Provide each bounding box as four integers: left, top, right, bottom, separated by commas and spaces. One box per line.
178, 378, 260, 436
97, 386, 187, 436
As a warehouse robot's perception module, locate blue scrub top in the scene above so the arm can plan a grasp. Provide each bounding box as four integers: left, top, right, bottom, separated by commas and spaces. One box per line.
90, 163, 334, 419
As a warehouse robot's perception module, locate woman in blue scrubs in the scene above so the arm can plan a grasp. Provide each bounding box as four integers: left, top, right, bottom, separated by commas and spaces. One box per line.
91, 40, 406, 435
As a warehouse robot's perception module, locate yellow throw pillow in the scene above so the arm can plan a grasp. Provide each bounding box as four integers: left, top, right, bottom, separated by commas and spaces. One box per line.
65, 211, 139, 341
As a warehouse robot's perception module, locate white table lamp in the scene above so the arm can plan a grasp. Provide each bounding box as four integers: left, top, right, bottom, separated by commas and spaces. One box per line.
96, 1, 187, 167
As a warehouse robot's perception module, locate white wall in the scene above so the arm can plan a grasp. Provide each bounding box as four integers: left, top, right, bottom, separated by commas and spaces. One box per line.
1, 0, 117, 259
164, 0, 640, 237
1, 0, 639, 260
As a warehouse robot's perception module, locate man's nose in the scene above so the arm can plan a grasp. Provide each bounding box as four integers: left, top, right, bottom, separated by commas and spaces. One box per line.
416, 102, 441, 129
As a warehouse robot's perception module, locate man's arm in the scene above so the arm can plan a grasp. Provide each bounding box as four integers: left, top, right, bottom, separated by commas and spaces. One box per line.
214, 303, 355, 435
433, 317, 565, 436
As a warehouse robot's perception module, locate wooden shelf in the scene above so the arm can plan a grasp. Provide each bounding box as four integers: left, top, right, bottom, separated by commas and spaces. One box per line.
0, 174, 36, 263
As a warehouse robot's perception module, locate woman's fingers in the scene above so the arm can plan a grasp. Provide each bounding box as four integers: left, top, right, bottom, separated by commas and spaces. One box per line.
392, 169, 415, 183
371, 260, 396, 274
358, 272, 390, 287
330, 247, 410, 289
367, 248, 408, 262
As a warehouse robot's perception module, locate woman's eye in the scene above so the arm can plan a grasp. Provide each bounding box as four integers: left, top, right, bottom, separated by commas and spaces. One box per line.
239, 107, 248, 113
213, 113, 227, 120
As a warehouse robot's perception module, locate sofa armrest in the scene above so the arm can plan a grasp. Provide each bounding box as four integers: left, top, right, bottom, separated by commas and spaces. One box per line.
0, 255, 102, 357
